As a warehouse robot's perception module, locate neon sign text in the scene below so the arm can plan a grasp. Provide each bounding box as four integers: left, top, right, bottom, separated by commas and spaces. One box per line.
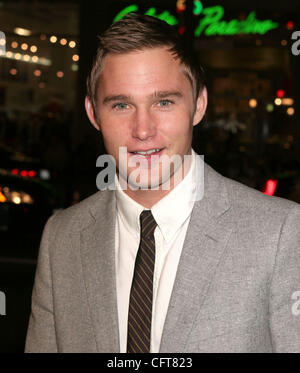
113, 2, 278, 36
195, 6, 278, 36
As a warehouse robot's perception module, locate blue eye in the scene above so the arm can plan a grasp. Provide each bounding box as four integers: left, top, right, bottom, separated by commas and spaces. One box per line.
158, 100, 173, 107
113, 103, 129, 110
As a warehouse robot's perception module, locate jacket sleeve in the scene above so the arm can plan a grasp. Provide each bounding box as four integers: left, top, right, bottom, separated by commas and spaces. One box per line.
269, 204, 300, 352
25, 213, 59, 352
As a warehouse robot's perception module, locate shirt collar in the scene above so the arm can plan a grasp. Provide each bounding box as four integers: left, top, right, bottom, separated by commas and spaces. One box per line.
115, 177, 144, 239
115, 149, 197, 242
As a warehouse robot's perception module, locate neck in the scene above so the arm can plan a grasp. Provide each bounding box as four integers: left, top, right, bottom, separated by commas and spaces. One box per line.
124, 188, 171, 209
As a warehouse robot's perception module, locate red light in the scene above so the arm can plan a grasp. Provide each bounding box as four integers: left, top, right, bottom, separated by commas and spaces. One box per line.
286, 21, 294, 30
11, 168, 19, 175
28, 170, 36, 177
178, 26, 186, 35
20, 170, 28, 177
276, 89, 285, 98
264, 179, 277, 196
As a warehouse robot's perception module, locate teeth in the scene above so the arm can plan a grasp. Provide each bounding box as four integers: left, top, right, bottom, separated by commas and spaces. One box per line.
133, 148, 161, 155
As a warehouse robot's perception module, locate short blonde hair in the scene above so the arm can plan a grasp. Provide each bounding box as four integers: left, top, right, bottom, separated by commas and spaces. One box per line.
86, 13, 205, 120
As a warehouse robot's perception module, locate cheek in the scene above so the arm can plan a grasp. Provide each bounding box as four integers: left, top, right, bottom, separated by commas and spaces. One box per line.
157, 111, 193, 138
100, 115, 130, 145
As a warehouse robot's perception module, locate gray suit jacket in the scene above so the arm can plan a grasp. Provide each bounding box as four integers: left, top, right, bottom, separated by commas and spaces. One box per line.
25, 163, 300, 352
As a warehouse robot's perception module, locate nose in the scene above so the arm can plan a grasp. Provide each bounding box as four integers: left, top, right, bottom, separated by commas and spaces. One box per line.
132, 107, 156, 141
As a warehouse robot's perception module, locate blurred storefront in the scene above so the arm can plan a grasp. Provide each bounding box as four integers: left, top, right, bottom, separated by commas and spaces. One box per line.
0, 0, 299, 204
77, 0, 300, 202
0, 0, 79, 208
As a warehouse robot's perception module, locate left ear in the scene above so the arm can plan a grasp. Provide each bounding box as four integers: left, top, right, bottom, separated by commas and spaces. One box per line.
192, 86, 207, 126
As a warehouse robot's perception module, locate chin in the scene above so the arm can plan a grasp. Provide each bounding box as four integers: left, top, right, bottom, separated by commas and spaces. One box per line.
126, 171, 160, 191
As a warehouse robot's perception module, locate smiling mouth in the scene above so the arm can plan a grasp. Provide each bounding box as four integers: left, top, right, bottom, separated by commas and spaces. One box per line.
130, 148, 164, 156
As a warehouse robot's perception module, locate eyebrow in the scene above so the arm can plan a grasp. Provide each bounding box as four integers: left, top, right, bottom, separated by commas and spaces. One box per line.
102, 95, 131, 105
152, 91, 183, 99
102, 91, 183, 105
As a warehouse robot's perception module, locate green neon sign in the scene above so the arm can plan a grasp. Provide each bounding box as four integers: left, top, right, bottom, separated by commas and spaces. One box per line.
144, 7, 178, 26
113, 2, 278, 36
113, 4, 139, 22
113, 5, 178, 25
194, 6, 278, 36
193, 0, 203, 15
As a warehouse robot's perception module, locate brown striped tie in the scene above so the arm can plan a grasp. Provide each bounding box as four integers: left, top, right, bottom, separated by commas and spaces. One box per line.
127, 210, 157, 353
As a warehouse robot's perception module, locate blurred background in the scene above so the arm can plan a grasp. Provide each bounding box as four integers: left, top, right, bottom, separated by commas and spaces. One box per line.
0, 0, 299, 352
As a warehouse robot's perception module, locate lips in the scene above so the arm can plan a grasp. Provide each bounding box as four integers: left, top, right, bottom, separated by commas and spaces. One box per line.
128, 148, 165, 160
130, 148, 163, 155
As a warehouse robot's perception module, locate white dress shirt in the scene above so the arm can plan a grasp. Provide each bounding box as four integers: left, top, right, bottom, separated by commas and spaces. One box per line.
115, 150, 198, 353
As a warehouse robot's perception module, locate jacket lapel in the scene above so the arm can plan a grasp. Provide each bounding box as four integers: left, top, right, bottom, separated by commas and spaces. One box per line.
78, 164, 234, 353
80, 190, 120, 352
159, 165, 234, 352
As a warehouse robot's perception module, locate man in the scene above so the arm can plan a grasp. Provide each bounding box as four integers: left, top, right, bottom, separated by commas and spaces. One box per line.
25, 14, 300, 353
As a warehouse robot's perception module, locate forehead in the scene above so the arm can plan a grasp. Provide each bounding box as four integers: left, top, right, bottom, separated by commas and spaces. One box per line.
98, 47, 192, 97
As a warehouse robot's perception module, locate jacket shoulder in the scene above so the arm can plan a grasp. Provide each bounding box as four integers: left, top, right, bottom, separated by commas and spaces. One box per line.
48, 189, 114, 232
206, 163, 298, 216
225, 174, 297, 213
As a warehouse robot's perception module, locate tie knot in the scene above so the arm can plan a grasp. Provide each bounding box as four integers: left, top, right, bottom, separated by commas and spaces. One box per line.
140, 210, 157, 239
